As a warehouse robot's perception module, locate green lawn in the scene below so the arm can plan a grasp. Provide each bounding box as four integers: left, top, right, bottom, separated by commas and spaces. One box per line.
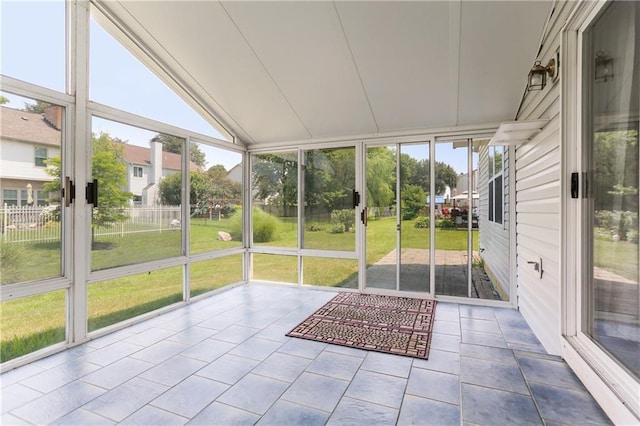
594, 238, 638, 281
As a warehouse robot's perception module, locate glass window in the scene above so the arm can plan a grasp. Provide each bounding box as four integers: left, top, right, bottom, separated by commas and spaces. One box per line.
0, 1, 66, 92
252, 254, 297, 284
251, 152, 298, 247
488, 146, 504, 225
35, 147, 48, 167
133, 166, 143, 178
302, 257, 357, 288
89, 10, 225, 140
190, 255, 243, 297
0, 290, 67, 362
189, 143, 243, 255
3, 189, 18, 206
90, 118, 183, 271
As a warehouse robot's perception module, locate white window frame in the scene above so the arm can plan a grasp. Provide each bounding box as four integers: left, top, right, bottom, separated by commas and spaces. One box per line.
488, 145, 504, 224
561, 1, 640, 423
133, 165, 143, 177
34, 146, 48, 167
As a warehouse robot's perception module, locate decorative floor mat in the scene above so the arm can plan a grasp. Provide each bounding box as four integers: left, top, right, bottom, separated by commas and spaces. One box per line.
286, 293, 436, 359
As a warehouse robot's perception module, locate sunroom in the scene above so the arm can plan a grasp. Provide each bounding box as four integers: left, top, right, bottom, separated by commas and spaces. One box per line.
0, 0, 638, 424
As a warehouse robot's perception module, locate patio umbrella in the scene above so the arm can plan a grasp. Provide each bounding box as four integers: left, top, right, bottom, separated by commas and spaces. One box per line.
451, 191, 479, 200
26, 184, 34, 205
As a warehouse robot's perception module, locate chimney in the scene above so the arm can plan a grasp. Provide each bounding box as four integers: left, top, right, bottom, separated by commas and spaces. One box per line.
43, 105, 63, 130
150, 136, 163, 184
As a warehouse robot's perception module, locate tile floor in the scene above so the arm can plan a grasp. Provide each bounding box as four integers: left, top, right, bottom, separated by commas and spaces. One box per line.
1, 284, 612, 425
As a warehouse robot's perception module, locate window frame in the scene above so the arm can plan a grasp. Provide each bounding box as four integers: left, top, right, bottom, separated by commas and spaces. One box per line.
34, 146, 48, 167
133, 165, 143, 177
487, 145, 505, 224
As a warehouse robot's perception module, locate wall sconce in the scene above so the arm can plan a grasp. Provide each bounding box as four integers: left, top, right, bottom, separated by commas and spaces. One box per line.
527, 58, 556, 91
595, 51, 613, 82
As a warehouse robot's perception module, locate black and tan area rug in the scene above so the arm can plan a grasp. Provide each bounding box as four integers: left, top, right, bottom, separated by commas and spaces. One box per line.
286, 293, 436, 359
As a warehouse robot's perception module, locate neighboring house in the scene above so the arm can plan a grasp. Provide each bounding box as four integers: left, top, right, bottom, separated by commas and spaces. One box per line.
121, 137, 201, 206
0, 106, 199, 207
0, 106, 62, 207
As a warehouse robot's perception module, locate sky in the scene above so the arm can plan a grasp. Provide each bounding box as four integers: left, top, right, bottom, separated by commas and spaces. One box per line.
1, 1, 473, 175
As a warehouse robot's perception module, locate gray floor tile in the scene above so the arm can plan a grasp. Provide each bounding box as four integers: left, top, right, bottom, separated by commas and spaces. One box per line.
30, 346, 94, 370
179, 338, 235, 362
460, 317, 502, 334
406, 368, 460, 405
151, 376, 229, 418
462, 383, 542, 425
1, 383, 43, 414
166, 326, 218, 345
517, 355, 586, 391
212, 325, 261, 344
306, 351, 363, 381
188, 401, 261, 425
458, 305, 496, 320
430, 332, 461, 353
397, 394, 460, 426
461, 356, 529, 394
82, 377, 168, 422
461, 329, 508, 348
120, 405, 187, 426
323, 344, 368, 358
19, 359, 101, 393
80, 357, 153, 389
52, 408, 116, 426
257, 400, 329, 426
529, 382, 612, 425
282, 372, 349, 412
11, 381, 105, 425
123, 328, 176, 346
412, 348, 460, 375
228, 337, 283, 361
129, 340, 189, 364
252, 352, 312, 382
217, 373, 289, 415
459, 342, 516, 364
328, 396, 399, 425
197, 313, 241, 331
1, 413, 32, 425
345, 370, 407, 409
196, 354, 260, 385
254, 324, 292, 343
361, 351, 413, 378
140, 355, 207, 386
0, 363, 45, 388
277, 337, 327, 359
86, 329, 136, 349
433, 320, 461, 336
82, 341, 143, 366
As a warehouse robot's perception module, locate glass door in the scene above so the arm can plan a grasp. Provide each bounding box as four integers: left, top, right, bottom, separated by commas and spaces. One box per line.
582, 1, 639, 380
364, 143, 430, 293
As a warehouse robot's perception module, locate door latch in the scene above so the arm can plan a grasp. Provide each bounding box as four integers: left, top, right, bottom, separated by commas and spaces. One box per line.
86, 180, 98, 207
63, 177, 75, 207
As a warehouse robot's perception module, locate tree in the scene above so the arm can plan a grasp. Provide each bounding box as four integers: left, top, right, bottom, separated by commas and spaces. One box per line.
0, 95, 9, 105
252, 153, 298, 215
23, 100, 52, 114
44, 132, 132, 230
154, 133, 207, 169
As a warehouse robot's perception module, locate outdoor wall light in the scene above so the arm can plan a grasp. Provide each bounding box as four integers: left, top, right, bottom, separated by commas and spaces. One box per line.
595, 51, 613, 82
527, 58, 556, 91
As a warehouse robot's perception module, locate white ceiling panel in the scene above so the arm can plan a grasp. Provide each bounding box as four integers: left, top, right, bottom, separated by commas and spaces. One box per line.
458, 1, 550, 124
222, 1, 377, 139
119, 1, 309, 144
101, 1, 552, 146
335, 1, 458, 131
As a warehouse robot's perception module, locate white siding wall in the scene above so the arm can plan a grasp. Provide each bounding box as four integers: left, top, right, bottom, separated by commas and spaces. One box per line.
514, 1, 576, 355
478, 144, 511, 297
0, 140, 60, 181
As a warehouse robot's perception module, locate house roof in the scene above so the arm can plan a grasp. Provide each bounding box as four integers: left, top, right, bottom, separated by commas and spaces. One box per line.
120, 142, 201, 172
98, 1, 552, 146
0, 107, 61, 147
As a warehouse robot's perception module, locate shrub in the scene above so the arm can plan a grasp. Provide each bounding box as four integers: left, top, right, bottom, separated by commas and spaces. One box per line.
228, 207, 281, 243
331, 209, 355, 232
331, 223, 346, 234
306, 224, 323, 232
414, 216, 430, 228
437, 217, 455, 229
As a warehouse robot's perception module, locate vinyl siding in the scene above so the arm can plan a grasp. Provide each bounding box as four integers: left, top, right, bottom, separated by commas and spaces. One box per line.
514, 1, 576, 355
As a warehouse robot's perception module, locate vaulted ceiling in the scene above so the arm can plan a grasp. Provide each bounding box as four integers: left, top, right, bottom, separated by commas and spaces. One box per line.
97, 1, 551, 146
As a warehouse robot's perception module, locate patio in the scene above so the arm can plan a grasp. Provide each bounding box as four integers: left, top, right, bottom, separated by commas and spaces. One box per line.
1, 283, 610, 425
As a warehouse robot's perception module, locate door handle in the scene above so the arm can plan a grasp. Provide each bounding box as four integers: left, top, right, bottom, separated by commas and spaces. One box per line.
360, 207, 368, 226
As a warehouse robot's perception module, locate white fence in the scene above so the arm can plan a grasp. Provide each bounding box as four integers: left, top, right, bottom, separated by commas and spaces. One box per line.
2, 204, 181, 244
